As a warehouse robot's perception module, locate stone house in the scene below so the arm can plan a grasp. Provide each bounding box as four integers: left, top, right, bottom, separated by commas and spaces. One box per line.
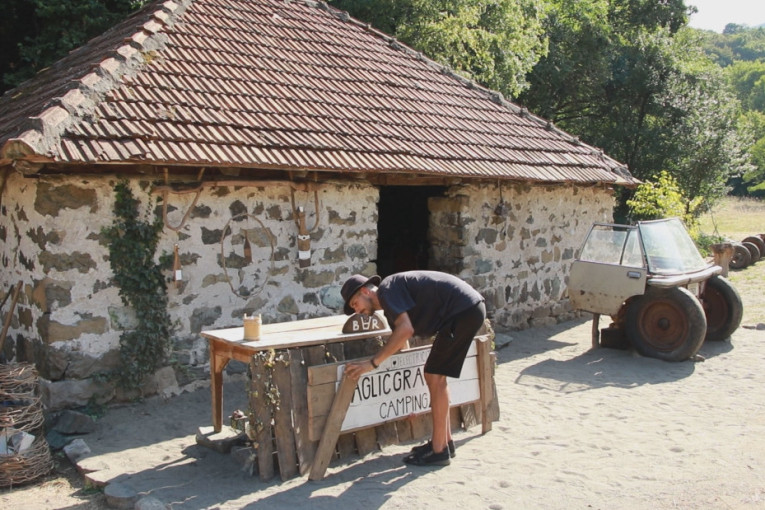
0, 0, 636, 409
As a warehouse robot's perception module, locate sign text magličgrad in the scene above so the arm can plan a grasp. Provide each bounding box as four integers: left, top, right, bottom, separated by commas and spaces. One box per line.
338, 343, 480, 432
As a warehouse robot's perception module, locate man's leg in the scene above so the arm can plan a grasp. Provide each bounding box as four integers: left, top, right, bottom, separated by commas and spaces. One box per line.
426, 372, 449, 453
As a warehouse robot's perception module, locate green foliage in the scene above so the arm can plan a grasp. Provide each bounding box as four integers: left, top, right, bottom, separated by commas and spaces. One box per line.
330, 0, 548, 98
102, 181, 172, 391
521, 2, 748, 215
697, 26, 765, 67
1, 0, 148, 92
627, 170, 700, 232
693, 231, 727, 258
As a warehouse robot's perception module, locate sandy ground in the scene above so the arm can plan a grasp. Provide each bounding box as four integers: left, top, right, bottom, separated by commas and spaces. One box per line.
3, 287, 765, 509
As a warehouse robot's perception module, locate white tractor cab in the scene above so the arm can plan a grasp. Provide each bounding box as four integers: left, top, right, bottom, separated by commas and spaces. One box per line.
568, 218, 743, 361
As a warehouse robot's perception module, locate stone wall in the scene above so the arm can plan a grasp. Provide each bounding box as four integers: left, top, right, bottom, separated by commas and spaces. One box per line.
429, 182, 615, 330
0, 172, 378, 408
0, 171, 614, 409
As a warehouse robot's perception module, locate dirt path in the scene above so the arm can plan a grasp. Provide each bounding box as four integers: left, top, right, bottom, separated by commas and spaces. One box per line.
2, 261, 764, 510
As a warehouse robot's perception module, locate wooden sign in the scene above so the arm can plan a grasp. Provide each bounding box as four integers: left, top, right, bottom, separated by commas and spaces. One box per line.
341, 312, 387, 334
307, 342, 480, 440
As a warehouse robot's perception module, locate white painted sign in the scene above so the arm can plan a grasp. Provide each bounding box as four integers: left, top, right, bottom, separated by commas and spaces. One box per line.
338, 342, 480, 432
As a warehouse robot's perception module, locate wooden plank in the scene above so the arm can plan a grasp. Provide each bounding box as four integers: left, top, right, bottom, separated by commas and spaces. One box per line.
355, 428, 378, 456
308, 363, 339, 386
307, 381, 337, 426
309, 375, 358, 480
487, 352, 500, 423
376, 422, 398, 447
304, 345, 327, 367
409, 414, 432, 441
460, 402, 479, 429
250, 355, 274, 481
449, 407, 461, 432
201, 314, 391, 352
337, 432, 356, 458
396, 419, 413, 443
477, 337, 493, 434
272, 354, 298, 481
288, 349, 315, 476
327, 343, 344, 364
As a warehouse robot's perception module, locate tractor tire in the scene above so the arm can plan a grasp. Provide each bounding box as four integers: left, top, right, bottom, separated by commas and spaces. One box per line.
626, 286, 707, 361
730, 242, 751, 270
701, 275, 744, 342
742, 241, 760, 263
743, 236, 765, 257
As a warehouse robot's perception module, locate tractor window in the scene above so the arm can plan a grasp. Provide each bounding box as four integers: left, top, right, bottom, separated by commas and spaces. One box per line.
638, 218, 707, 274
579, 224, 643, 268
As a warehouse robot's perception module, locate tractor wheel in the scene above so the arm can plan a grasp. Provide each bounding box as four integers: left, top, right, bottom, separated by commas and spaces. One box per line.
730, 242, 751, 270
701, 275, 743, 342
742, 241, 760, 263
743, 236, 765, 257
626, 286, 707, 361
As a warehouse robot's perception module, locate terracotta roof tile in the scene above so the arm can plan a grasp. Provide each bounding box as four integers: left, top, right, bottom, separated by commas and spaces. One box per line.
0, 0, 635, 185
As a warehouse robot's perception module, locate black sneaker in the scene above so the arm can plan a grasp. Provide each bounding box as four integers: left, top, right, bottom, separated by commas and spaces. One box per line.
404, 445, 451, 466
409, 440, 456, 459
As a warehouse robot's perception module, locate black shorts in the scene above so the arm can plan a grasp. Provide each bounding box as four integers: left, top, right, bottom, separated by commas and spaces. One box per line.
424, 301, 487, 378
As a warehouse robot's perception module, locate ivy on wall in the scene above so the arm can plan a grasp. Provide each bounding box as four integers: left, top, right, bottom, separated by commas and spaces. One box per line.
102, 180, 172, 391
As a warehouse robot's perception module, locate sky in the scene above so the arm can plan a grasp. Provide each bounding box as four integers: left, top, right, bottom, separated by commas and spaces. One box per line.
687, 0, 765, 33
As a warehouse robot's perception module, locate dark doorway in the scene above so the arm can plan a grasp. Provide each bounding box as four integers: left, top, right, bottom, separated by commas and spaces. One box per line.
376, 186, 446, 278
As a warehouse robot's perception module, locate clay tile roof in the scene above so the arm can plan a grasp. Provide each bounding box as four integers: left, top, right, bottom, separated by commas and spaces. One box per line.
0, 0, 636, 185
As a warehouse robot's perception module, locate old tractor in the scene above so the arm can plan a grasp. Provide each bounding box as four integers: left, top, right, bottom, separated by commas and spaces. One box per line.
568, 218, 743, 361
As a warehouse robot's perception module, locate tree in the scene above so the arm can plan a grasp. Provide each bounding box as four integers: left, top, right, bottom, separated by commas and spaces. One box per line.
1, 0, 147, 93
519, 1, 748, 218
329, 0, 548, 98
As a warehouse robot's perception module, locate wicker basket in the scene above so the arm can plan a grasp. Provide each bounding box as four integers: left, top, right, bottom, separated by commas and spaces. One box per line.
0, 363, 53, 488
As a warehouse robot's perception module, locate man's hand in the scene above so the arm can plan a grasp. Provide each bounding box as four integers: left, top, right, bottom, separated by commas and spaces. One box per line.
344, 359, 375, 380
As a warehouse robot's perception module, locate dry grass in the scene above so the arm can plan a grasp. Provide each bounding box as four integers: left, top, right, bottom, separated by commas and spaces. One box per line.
699, 196, 765, 241
699, 196, 765, 326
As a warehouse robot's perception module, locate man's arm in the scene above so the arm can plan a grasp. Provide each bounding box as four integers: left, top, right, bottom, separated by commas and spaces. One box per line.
344, 311, 414, 379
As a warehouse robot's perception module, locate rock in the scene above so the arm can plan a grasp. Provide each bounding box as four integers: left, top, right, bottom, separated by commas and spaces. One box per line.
63, 438, 91, 463
195, 426, 247, 454
45, 430, 71, 450
134, 496, 168, 510
103, 482, 138, 509
53, 409, 97, 434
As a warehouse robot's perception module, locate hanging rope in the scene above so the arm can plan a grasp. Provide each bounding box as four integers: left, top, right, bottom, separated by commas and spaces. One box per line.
220, 213, 275, 299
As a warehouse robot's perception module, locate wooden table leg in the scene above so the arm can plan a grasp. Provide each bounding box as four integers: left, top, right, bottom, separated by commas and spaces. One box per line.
209, 340, 229, 433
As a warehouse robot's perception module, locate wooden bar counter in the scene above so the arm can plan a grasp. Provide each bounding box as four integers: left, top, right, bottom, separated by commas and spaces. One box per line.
201, 314, 391, 433
201, 314, 498, 481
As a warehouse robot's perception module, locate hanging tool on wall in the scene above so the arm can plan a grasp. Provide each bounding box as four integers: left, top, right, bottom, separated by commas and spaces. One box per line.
173, 243, 182, 288
296, 206, 312, 268
290, 185, 320, 268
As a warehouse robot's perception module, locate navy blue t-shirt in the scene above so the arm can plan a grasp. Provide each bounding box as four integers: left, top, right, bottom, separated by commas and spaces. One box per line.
377, 271, 484, 337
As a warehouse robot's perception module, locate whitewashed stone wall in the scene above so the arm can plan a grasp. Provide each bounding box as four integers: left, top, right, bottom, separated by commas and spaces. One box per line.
0, 171, 614, 409
0, 172, 378, 408
429, 182, 615, 330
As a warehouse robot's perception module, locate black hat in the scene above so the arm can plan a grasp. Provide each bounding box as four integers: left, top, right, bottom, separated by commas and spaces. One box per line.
341, 274, 381, 315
